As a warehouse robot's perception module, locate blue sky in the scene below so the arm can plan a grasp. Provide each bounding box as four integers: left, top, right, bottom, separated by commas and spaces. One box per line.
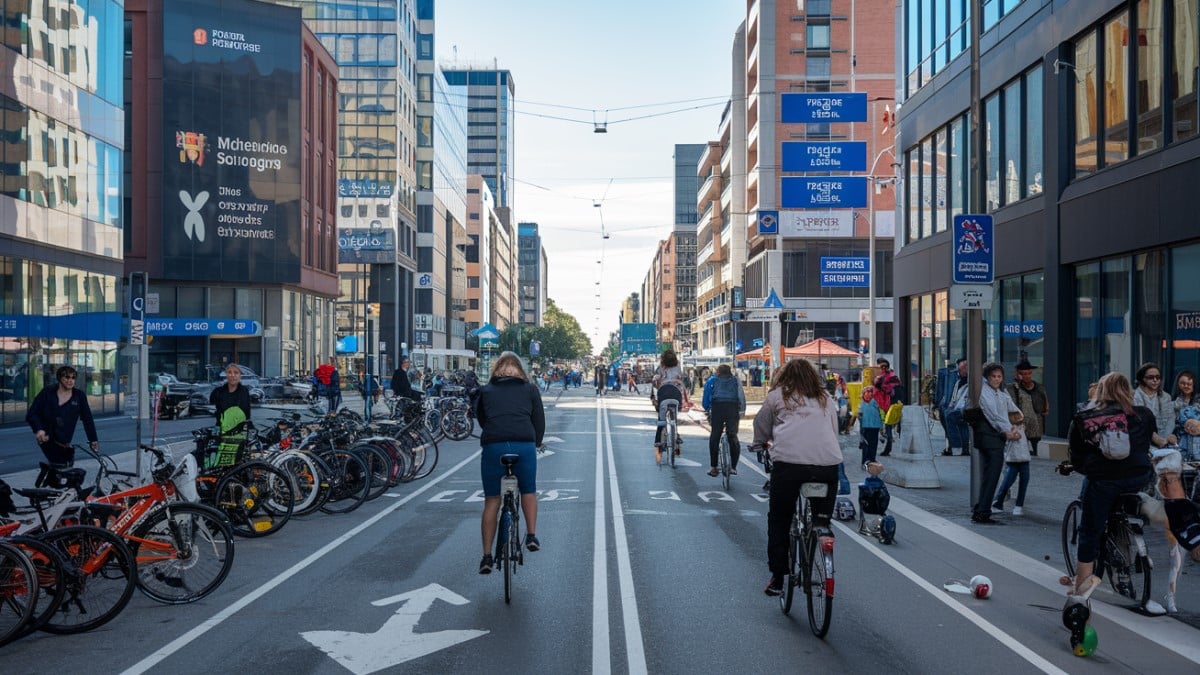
434, 1, 745, 352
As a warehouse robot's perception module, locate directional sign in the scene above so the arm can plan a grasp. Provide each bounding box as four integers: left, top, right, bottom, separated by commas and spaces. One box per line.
301, 583, 487, 675
781, 141, 867, 172
756, 210, 779, 235
820, 258, 870, 288
781, 176, 869, 209
763, 288, 784, 309
621, 322, 658, 355
781, 92, 868, 123
952, 214, 994, 284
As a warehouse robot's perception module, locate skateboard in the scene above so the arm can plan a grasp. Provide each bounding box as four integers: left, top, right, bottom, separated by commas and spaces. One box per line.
1061, 575, 1100, 657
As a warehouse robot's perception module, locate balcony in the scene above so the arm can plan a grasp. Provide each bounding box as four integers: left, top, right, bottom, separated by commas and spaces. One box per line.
698, 170, 720, 205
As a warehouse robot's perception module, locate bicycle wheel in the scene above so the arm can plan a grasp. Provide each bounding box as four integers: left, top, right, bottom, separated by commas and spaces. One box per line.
408, 428, 440, 481
720, 436, 731, 491
271, 452, 322, 513
441, 409, 473, 442
507, 505, 522, 605
319, 450, 371, 514
498, 505, 514, 604
1061, 500, 1082, 579
1105, 524, 1152, 606
215, 461, 295, 537
0, 541, 37, 646
803, 499, 833, 638
38, 525, 136, 634
424, 408, 446, 442
293, 452, 333, 516
5, 535, 66, 639
780, 511, 799, 615
665, 411, 677, 469
131, 502, 235, 605
351, 443, 394, 502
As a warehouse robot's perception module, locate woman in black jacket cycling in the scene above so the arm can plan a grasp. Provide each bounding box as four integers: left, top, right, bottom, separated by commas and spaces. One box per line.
475, 351, 545, 574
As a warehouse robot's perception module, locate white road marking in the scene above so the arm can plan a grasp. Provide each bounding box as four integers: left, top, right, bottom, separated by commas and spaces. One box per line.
592, 402, 610, 674
697, 491, 735, 503
603, 397, 648, 674
121, 450, 484, 675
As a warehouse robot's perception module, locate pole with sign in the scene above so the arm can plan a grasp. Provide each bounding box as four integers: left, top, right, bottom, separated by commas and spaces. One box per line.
129, 271, 150, 479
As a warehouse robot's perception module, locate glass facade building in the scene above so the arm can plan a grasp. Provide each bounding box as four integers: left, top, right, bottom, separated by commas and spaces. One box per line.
442, 68, 516, 209
1, 0, 126, 425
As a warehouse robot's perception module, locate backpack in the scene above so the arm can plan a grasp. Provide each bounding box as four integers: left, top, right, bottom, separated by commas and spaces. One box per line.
834, 496, 857, 521
1077, 408, 1131, 460
711, 375, 739, 402
879, 515, 897, 544
859, 477, 891, 515
883, 403, 904, 427
315, 364, 334, 386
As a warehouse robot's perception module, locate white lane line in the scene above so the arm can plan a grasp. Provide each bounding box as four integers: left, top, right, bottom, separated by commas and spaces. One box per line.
592, 401, 610, 675
603, 397, 648, 674
122, 449, 484, 675
889, 498, 1200, 664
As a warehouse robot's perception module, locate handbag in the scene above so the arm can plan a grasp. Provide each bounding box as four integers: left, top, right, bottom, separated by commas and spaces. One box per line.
883, 403, 904, 426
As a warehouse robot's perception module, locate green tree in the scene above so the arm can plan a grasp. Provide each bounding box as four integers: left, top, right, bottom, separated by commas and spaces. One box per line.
495, 299, 592, 361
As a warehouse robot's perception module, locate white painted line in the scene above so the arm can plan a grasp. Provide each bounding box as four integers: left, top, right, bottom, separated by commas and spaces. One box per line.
830, 518, 1068, 675
121, 449, 484, 675
592, 401, 610, 675
603, 397, 648, 674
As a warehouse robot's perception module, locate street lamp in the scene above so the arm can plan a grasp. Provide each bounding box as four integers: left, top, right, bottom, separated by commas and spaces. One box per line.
862, 96, 898, 369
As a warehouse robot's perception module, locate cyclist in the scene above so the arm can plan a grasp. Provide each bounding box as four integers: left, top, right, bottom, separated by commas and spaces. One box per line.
26, 365, 99, 466
753, 358, 843, 596
1064, 372, 1154, 604
651, 350, 691, 463
702, 364, 746, 477
475, 351, 545, 574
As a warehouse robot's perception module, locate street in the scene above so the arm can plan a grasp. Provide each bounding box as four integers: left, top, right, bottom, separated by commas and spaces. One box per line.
2, 387, 1200, 674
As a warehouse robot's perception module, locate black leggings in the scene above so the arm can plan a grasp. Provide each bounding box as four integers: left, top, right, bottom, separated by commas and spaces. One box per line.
767, 462, 838, 575
654, 385, 683, 444
708, 401, 741, 468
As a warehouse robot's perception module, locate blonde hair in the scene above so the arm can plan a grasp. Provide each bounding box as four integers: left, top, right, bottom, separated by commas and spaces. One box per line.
1095, 371, 1134, 414
490, 351, 528, 381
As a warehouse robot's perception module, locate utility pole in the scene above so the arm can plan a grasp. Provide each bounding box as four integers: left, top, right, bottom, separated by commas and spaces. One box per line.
967, 0, 986, 509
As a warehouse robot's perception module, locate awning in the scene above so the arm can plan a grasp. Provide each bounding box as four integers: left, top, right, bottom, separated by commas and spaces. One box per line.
413, 348, 477, 359
785, 338, 861, 358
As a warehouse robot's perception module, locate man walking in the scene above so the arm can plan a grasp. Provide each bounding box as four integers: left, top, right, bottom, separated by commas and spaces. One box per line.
391, 356, 422, 402
1006, 360, 1048, 456
594, 362, 607, 396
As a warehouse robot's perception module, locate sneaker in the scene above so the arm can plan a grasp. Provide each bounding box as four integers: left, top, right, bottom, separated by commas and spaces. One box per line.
730, 467, 737, 475
708, 468, 719, 477
479, 554, 494, 574
524, 534, 540, 552
991, 504, 1004, 514
1012, 506, 1024, 516
764, 575, 783, 596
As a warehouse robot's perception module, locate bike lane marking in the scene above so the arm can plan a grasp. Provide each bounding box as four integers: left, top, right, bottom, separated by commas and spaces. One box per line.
602, 396, 648, 674
121, 449, 484, 675
592, 400, 611, 674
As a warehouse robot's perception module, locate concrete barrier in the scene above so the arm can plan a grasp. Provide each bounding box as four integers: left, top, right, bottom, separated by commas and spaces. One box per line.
1043, 438, 1069, 462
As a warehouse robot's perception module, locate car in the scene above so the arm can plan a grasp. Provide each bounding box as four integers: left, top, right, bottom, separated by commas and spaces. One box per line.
187, 365, 265, 413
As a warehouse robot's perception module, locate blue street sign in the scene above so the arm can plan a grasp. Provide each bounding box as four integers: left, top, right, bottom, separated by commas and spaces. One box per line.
820, 257, 870, 273
752, 338, 764, 348
144, 318, 261, 336
820, 272, 870, 287
530, 340, 541, 356
0, 312, 122, 340
781, 92, 868, 123
763, 288, 784, 309
335, 335, 359, 354
1002, 320, 1045, 338
952, 214, 995, 284
781, 176, 869, 209
781, 141, 868, 172
757, 210, 779, 235
621, 323, 658, 355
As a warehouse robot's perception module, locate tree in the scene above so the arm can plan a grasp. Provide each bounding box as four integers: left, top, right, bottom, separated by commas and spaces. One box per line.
494, 299, 592, 361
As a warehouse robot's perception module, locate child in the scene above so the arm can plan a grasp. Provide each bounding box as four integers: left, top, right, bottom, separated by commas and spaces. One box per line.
858, 461, 896, 544
993, 410, 1032, 515
849, 385, 883, 468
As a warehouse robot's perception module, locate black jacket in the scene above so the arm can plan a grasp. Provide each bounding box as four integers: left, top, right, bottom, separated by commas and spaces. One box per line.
475, 376, 545, 446
1068, 404, 1154, 480
26, 386, 98, 446
391, 367, 422, 400
209, 384, 252, 421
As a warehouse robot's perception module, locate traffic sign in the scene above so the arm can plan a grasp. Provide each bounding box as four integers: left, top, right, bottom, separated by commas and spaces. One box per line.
781, 92, 868, 123
781, 176, 869, 209
757, 210, 778, 235
781, 141, 867, 172
763, 288, 784, 309
952, 214, 994, 284
949, 284, 994, 310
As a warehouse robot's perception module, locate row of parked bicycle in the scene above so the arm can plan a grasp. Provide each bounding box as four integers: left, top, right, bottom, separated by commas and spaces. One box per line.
0, 390, 475, 646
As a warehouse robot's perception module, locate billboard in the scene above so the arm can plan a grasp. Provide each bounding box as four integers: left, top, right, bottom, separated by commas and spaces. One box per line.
161, 0, 302, 283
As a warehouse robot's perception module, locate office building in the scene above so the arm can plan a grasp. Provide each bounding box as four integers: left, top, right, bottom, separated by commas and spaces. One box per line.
517, 223, 547, 325
443, 67, 516, 209
465, 174, 516, 336
673, 144, 703, 352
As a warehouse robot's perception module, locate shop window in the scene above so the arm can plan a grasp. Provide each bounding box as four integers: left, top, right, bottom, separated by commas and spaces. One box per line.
1075, 31, 1099, 177
1172, 0, 1198, 141
1104, 13, 1131, 165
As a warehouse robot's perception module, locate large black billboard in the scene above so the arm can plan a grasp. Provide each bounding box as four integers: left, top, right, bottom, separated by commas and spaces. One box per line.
161, 0, 301, 283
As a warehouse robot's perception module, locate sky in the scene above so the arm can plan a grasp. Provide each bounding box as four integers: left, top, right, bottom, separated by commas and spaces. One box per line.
434, 1, 746, 354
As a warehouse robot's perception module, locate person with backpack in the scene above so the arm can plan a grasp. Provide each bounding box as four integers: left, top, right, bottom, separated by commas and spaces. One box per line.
702, 364, 746, 478
314, 358, 340, 412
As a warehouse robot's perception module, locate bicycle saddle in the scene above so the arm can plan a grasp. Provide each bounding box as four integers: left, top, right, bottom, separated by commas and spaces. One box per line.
14, 486, 63, 501
500, 454, 521, 466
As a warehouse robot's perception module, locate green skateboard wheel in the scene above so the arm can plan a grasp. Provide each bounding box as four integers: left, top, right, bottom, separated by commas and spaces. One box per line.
1071, 625, 1098, 657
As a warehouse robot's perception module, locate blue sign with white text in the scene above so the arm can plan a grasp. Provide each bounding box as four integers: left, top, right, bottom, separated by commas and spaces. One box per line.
952, 214, 995, 284
621, 323, 658, 355
144, 318, 261, 336
820, 257, 870, 273
781, 92, 868, 123
1002, 321, 1045, 338
0, 312, 122, 340
821, 272, 870, 287
782, 142, 868, 172
781, 176, 869, 209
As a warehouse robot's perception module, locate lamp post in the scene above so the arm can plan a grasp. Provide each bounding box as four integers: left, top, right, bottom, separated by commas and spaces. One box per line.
863, 95, 897, 369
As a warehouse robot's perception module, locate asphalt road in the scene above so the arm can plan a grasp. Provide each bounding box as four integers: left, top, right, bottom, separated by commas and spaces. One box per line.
2, 387, 1199, 673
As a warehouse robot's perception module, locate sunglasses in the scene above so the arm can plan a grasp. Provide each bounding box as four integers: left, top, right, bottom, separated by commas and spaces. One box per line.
1145, 374, 1162, 381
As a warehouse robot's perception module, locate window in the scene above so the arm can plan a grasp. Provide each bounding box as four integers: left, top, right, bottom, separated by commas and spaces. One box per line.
985, 92, 1001, 210
1172, 0, 1197, 141
807, 56, 831, 81
1074, 30, 1099, 177
921, 136, 934, 237
1003, 79, 1022, 204
807, 24, 830, 49
1104, 14, 1131, 164
1137, 0, 1164, 153
1025, 66, 1044, 195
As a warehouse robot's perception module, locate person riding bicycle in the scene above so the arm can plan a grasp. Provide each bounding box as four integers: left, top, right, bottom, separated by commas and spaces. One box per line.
1064, 371, 1154, 607
702, 364, 746, 478
753, 358, 843, 597
651, 350, 692, 463
474, 351, 545, 574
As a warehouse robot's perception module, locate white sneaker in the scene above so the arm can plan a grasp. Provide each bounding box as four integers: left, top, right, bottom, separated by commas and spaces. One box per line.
1143, 599, 1168, 616
1012, 506, 1023, 516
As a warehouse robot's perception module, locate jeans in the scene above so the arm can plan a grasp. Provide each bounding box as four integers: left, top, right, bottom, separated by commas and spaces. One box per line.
708, 401, 741, 468
860, 427, 880, 465
973, 447, 1005, 518
767, 462, 838, 575
994, 461, 1030, 507
943, 407, 968, 451
1077, 473, 1152, 564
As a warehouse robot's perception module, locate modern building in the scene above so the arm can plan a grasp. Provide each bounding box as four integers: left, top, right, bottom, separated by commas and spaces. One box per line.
896, 0, 1200, 434
442, 67, 516, 209
672, 144, 704, 353
274, 0, 420, 377
740, 0, 897, 363
123, 0, 339, 379
0, 0, 126, 425
464, 174, 516, 336
517, 222, 547, 325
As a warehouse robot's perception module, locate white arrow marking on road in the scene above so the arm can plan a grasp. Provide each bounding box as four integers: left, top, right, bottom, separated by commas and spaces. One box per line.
538, 489, 579, 501
697, 491, 735, 503
301, 583, 488, 675
465, 490, 486, 502
750, 493, 770, 503
648, 490, 680, 500
674, 457, 702, 467
428, 490, 467, 502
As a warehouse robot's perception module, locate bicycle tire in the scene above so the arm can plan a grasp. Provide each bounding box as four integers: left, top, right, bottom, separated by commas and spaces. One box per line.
424, 408, 446, 442
131, 502, 235, 605
804, 499, 832, 638
271, 452, 322, 513
319, 450, 371, 514
666, 410, 677, 469
214, 461, 295, 537
409, 428, 440, 481
1105, 524, 1152, 605
5, 535, 67, 640
1061, 500, 1082, 579
292, 451, 334, 516
720, 436, 731, 491
498, 506, 514, 604
38, 525, 136, 634
781, 512, 799, 615
441, 409, 473, 442
0, 541, 37, 646
351, 443, 395, 502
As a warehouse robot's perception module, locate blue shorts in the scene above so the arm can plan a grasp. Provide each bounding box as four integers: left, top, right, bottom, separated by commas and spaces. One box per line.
480, 441, 537, 497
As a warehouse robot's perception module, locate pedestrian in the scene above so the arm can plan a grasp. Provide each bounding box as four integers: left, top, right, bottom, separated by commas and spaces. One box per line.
754, 358, 843, 597
25, 365, 98, 467
849, 385, 883, 467
702, 364, 746, 477
993, 409, 1032, 515
1134, 363, 1177, 448
941, 358, 970, 456
971, 362, 1020, 525
627, 371, 638, 394
594, 362, 607, 396
475, 351, 545, 574
314, 358, 340, 412
391, 356, 423, 402
1172, 370, 1200, 460
874, 358, 902, 456
1006, 360, 1049, 456
210, 363, 252, 425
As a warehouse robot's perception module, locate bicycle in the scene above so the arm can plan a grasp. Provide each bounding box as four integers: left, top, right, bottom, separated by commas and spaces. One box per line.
1061, 491, 1152, 609
656, 398, 680, 469
718, 433, 732, 490
494, 454, 524, 604
780, 481, 835, 638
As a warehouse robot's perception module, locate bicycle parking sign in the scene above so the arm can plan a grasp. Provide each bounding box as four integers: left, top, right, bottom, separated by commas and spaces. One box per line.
952, 214, 994, 284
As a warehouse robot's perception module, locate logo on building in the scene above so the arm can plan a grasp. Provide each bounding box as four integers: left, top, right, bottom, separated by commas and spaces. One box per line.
179, 190, 209, 242
193, 28, 207, 45
177, 131, 208, 166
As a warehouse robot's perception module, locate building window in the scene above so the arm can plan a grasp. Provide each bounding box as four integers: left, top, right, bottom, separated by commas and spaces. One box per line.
1103, 13, 1131, 165
1173, 0, 1198, 141
807, 24, 830, 50
1075, 30, 1099, 177
1025, 65, 1044, 195
920, 136, 934, 237
984, 92, 1001, 211
1003, 79, 1022, 204
949, 115, 967, 222
807, 56, 831, 80
1137, 0, 1165, 153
